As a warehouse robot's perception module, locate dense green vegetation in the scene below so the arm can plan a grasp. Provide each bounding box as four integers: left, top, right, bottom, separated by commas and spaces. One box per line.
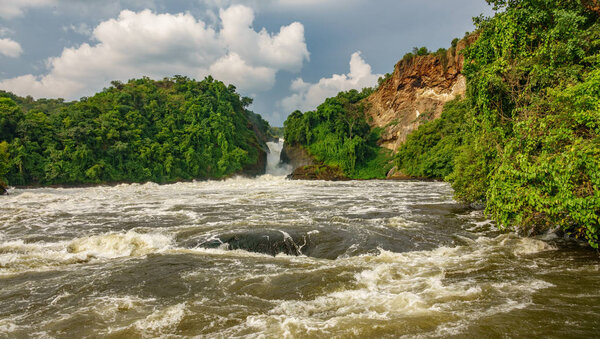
396, 0, 600, 247
269, 126, 285, 138
395, 99, 468, 179
0, 76, 271, 186
284, 88, 393, 179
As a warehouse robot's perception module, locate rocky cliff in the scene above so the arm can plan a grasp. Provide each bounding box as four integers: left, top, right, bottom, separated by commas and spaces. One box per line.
280, 143, 315, 170
365, 36, 476, 151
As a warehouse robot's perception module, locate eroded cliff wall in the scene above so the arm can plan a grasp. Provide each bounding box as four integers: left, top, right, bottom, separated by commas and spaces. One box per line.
365, 36, 476, 151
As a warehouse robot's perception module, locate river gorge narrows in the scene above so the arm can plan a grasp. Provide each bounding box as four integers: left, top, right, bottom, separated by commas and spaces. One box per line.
0, 176, 598, 337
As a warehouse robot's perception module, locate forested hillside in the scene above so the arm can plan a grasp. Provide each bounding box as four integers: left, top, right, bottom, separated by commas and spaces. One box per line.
0, 76, 271, 186
396, 0, 600, 247
284, 88, 393, 179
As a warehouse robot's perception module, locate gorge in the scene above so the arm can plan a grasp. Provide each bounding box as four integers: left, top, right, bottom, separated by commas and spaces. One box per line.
1, 0, 599, 337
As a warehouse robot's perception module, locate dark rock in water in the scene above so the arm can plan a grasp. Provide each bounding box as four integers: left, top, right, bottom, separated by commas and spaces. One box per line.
287, 165, 349, 181
0, 182, 7, 195
280, 143, 315, 170
195, 230, 311, 256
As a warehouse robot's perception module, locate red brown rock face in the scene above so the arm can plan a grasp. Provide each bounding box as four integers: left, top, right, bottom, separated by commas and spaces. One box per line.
365, 36, 476, 151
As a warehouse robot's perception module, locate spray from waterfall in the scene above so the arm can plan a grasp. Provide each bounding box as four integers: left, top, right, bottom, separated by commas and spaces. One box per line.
266, 139, 293, 176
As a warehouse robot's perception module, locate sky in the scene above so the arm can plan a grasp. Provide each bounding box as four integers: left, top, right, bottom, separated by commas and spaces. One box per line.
0, 0, 493, 126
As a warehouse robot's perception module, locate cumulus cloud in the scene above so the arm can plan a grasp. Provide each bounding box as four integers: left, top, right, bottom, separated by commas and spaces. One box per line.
280, 52, 381, 113
219, 5, 308, 72
0, 0, 55, 19
0, 6, 309, 99
0, 38, 23, 58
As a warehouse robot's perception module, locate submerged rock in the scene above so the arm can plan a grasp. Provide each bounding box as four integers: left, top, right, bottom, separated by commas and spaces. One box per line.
287, 165, 349, 181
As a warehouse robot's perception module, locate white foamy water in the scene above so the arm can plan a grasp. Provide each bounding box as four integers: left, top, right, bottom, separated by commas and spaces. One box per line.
266, 139, 293, 176
0, 178, 598, 338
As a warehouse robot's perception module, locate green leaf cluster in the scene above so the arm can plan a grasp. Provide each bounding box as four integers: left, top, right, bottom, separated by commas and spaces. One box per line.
0, 76, 269, 185
283, 88, 392, 179
395, 99, 468, 179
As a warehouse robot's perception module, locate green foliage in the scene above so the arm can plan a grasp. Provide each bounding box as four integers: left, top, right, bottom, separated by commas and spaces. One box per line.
435, 48, 450, 71
0, 76, 270, 186
284, 88, 392, 179
486, 69, 600, 247
395, 99, 467, 179
0, 141, 9, 186
398, 0, 599, 247
402, 52, 415, 63
451, 38, 460, 48
269, 126, 284, 138
457, 0, 600, 247
377, 73, 393, 88
413, 46, 430, 56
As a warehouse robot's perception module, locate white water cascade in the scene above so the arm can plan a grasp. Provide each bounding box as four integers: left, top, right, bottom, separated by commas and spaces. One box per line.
265, 139, 293, 176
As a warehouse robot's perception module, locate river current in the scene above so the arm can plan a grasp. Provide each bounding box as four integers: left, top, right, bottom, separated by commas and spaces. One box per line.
0, 143, 599, 338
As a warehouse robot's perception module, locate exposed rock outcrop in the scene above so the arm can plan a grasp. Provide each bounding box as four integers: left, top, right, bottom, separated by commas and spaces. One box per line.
193, 230, 309, 257
280, 143, 315, 170
288, 165, 349, 181
365, 36, 477, 151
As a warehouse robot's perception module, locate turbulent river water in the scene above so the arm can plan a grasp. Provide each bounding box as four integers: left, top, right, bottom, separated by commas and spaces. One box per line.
1, 143, 599, 338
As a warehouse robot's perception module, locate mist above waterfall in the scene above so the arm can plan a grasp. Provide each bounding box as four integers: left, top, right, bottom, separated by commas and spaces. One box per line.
266, 139, 293, 176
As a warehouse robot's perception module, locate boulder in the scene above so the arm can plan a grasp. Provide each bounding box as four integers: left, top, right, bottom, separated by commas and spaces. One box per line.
194, 230, 309, 256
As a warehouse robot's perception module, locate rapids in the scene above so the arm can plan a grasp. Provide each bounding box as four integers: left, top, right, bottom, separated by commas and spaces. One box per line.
0, 174, 598, 337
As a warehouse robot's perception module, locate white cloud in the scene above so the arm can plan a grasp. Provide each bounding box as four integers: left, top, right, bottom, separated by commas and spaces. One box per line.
0, 6, 309, 99
0, 0, 55, 19
0, 38, 23, 58
219, 5, 309, 72
280, 51, 381, 113
209, 53, 276, 93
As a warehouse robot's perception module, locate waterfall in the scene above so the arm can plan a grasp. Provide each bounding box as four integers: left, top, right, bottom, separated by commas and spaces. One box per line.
265, 139, 293, 176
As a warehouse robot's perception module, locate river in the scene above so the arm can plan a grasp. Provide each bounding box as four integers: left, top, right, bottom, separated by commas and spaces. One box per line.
0, 142, 598, 338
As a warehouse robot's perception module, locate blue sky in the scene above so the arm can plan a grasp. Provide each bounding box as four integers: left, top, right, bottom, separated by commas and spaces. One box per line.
0, 0, 492, 125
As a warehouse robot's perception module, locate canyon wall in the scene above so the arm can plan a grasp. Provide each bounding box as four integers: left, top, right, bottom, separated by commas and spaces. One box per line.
365, 36, 476, 151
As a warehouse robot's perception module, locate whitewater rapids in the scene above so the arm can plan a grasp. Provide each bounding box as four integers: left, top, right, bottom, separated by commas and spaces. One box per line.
0, 176, 598, 338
